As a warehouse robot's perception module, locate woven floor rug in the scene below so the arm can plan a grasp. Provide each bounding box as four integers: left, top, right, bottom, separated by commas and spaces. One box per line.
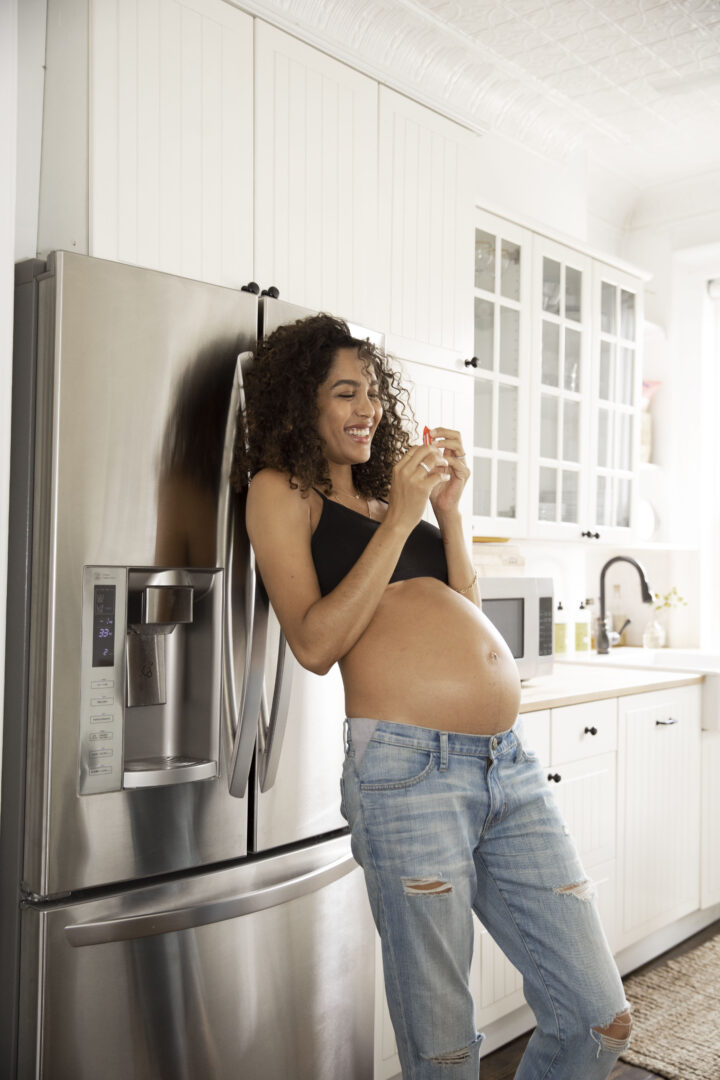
619, 930, 720, 1080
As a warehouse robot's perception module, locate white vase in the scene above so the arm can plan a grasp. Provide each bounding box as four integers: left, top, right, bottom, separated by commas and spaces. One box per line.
642, 618, 666, 649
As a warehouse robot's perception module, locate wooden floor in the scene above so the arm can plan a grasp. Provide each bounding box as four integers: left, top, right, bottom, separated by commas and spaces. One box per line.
478, 919, 720, 1079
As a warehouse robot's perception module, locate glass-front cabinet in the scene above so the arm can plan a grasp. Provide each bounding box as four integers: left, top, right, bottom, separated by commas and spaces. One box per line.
589, 263, 642, 541
529, 237, 593, 538
470, 211, 532, 537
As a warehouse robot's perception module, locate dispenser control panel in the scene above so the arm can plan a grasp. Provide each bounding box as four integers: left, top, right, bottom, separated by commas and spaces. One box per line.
79, 566, 127, 794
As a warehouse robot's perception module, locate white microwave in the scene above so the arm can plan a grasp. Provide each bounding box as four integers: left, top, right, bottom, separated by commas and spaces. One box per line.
479, 576, 554, 680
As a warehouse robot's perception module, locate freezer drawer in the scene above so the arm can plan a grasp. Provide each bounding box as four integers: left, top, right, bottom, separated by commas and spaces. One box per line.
19, 836, 374, 1080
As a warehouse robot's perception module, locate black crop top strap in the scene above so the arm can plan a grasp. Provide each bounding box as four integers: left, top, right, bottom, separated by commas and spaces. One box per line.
310, 488, 448, 597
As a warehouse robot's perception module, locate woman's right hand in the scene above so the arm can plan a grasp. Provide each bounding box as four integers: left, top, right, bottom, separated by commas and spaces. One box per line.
384, 443, 449, 532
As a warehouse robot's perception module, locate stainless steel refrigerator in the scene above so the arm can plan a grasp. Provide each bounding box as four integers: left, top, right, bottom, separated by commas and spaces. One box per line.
0, 252, 374, 1079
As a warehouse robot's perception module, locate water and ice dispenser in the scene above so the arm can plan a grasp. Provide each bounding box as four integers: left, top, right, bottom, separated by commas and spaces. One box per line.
78, 566, 223, 795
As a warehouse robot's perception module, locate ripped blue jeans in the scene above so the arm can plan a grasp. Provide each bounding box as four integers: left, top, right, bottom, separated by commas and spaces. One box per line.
340, 716, 631, 1079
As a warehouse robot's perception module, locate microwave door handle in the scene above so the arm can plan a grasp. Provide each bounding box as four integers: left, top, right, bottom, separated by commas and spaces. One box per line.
216, 352, 266, 798
257, 631, 295, 793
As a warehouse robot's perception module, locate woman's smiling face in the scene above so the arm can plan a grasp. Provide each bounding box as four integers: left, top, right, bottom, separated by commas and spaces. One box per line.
316, 347, 383, 467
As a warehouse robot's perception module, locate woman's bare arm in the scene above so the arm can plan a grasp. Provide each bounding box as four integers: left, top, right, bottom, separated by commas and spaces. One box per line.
246, 450, 445, 674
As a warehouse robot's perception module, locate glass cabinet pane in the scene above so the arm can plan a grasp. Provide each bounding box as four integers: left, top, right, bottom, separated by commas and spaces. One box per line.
596, 475, 610, 526
540, 394, 558, 458
474, 298, 494, 370
597, 408, 611, 468
497, 460, 517, 518
565, 266, 582, 322
473, 456, 491, 516
601, 282, 616, 334
621, 289, 635, 340
539, 467, 557, 521
474, 378, 493, 449
498, 385, 518, 452
500, 240, 521, 301
564, 328, 581, 392
616, 413, 633, 471
499, 306, 520, 376
475, 229, 496, 292
616, 477, 631, 528
561, 470, 578, 522
563, 399, 580, 462
599, 341, 613, 400
541, 321, 560, 386
542, 258, 561, 315
618, 347, 634, 405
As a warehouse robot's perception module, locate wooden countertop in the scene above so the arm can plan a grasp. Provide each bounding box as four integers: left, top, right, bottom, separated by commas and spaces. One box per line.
520, 663, 703, 713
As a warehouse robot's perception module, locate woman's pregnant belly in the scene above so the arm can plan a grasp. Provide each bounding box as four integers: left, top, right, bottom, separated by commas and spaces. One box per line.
340, 578, 521, 735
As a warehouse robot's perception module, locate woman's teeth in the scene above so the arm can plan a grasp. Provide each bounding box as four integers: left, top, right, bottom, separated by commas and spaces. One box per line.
347, 427, 370, 439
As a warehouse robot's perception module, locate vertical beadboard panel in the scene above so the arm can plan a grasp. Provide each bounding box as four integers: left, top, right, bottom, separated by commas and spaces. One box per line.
90, 0, 253, 285
379, 87, 474, 367
701, 731, 720, 908
550, 754, 616, 869
254, 21, 379, 326
619, 687, 701, 949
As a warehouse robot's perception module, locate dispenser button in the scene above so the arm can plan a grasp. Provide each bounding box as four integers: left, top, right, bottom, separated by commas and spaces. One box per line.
89, 748, 114, 761
89, 765, 113, 776
89, 730, 113, 742
91, 678, 115, 689
90, 695, 114, 707
90, 713, 113, 724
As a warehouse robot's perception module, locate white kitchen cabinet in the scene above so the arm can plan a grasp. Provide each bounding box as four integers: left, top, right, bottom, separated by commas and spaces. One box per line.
528, 236, 593, 539
379, 88, 475, 369
617, 685, 701, 950
89, 0, 254, 287
399, 357, 474, 529
470, 211, 532, 536
253, 22, 381, 327
701, 731, 720, 909
587, 263, 643, 542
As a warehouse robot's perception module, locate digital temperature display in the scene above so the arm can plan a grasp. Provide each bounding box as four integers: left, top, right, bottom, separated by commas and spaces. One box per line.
92, 585, 116, 667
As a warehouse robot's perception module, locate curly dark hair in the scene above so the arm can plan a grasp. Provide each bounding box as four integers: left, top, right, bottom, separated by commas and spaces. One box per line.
233, 313, 414, 499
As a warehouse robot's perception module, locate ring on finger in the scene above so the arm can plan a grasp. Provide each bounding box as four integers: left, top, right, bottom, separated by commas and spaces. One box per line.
419, 461, 431, 473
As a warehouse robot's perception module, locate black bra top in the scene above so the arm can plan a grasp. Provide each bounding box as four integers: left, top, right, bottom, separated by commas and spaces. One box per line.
310, 489, 448, 597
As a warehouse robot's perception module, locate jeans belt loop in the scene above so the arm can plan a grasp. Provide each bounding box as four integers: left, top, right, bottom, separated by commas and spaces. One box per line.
439, 731, 449, 772
343, 717, 349, 753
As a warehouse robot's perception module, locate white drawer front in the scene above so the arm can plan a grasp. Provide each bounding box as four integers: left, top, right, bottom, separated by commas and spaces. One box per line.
551, 698, 617, 765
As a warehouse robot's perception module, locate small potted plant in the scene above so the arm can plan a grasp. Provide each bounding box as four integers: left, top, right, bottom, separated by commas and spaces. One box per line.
642, 587, 687, 648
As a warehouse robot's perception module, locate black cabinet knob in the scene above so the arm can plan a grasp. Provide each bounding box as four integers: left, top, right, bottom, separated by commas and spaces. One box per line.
261, 286, 280, 298
463, 357, 479, 368
547, 773, 562, 783
580, 530, 601, 540
241, 281, 260, 295
584, 726, 598, 736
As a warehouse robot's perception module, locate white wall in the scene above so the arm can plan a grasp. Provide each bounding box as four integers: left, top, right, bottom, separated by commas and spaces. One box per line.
1, 0, 19, 776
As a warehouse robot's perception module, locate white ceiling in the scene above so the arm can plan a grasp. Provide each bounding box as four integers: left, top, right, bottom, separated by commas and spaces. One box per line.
244, 0, 720, 193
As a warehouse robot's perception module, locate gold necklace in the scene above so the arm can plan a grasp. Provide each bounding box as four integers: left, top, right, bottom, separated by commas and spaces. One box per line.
332, 487, 372, 519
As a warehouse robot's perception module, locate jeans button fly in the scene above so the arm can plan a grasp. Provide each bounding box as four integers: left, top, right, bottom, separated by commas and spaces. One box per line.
491, 737, 498, 751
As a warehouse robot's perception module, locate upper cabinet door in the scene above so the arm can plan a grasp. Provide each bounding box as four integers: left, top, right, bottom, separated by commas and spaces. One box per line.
588, 263, 643, 542
379, 88, 475, 368
529, 236, 593, 539
470, 210, 532, 538
90, 0, 254, 287
254, 22, 380, 328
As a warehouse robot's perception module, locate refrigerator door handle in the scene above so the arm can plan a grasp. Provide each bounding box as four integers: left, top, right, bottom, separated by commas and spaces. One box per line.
257, 631, 295, 792
217, 351, 267, 798
64, 850, 358, 946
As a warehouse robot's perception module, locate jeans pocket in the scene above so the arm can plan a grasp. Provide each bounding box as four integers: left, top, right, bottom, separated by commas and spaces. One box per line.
359, 741, 435, 791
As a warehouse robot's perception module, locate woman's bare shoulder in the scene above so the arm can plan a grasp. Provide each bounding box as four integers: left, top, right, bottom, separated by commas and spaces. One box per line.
247, 468, 310, 522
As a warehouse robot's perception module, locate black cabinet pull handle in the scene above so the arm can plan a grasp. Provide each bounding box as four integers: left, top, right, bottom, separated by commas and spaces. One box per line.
584, 726, 598, 736
580, 530, 601, 540
547, 773, 562, 783
656, 717, 679, 726
463, 357, 479, 368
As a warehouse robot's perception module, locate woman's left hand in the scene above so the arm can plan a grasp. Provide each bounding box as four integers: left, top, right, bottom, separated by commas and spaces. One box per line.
426, 427, 470, 516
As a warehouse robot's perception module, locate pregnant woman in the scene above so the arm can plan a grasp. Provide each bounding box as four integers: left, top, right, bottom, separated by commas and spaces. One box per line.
240, 313, 631, 1079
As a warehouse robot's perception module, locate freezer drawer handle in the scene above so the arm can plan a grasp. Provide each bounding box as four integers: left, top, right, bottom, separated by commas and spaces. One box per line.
64, 850, 358, 947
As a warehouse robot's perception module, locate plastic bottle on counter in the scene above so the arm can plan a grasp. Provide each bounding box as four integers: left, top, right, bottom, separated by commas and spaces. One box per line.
574, 600, 591, 653
610, 583, 629, 645
554, 601, 568, 655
